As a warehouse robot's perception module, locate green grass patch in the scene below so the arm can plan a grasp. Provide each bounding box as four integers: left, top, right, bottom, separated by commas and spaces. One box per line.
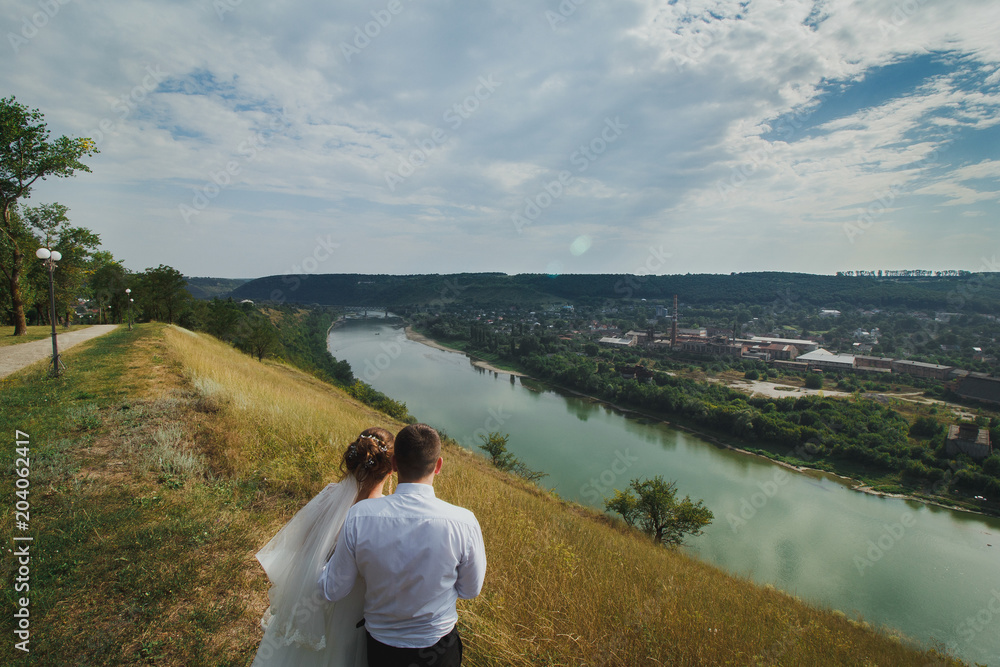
0, 325, 294, 665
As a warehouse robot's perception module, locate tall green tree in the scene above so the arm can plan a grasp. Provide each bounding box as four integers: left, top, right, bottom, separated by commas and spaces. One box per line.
22, 203, 100, 325
238, 314, 280, 361
1, 96, 98, 334
605, 476, 713, 547
86, 252, 131, 324
0, 206, 40, 324
135, 264, 190, 324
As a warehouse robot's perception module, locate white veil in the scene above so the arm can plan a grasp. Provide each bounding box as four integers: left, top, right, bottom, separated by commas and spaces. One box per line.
255, 477, 360, 651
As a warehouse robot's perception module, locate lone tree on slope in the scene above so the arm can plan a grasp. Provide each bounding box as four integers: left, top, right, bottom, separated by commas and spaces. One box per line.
605, 475, 713, 547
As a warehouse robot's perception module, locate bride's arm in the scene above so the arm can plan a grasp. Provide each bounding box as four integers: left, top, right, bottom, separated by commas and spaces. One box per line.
319, 516, 358, 603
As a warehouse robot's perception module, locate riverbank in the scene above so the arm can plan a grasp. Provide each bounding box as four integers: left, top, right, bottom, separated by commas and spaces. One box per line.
404, 325, 527, 376
404, 327, 997, 520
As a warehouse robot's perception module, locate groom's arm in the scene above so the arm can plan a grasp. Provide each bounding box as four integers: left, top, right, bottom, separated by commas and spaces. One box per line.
455, 520, 486, 600
318, 517, 358, 602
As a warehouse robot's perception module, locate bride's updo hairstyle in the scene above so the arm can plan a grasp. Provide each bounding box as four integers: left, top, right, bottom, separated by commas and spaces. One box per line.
341, 427, 394, 500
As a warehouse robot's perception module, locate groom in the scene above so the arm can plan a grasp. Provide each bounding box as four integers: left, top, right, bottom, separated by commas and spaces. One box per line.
320, 423, 486, 667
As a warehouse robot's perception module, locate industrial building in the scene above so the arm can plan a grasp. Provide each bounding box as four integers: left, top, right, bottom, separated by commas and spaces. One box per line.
890, 359, 954, 381
743, 336, 820, 353
855, 355, 893, 372
795, 349, 857, 371
945, 424, 992, 461
953, 375, 1000, 406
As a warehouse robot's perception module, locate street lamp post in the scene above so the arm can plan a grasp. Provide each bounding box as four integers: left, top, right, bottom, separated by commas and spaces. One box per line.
126, 288, 133, 331
35, 247, 63, 377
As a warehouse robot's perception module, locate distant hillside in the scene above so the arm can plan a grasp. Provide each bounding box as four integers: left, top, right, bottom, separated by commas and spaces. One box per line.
229, 272, 1000, 313
185, 276, 251, 300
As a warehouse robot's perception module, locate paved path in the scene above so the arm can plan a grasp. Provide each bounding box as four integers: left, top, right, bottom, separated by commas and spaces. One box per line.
0, 325, 119, 379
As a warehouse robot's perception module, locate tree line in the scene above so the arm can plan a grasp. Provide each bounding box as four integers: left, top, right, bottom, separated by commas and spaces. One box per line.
232, 270, 1000, 314
1, 96, 196, 334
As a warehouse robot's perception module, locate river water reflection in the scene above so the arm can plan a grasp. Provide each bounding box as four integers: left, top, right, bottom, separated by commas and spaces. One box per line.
330, 319, 1000, 665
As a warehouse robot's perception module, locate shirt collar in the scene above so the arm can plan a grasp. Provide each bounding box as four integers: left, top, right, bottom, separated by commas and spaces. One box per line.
394, 483, 436, 497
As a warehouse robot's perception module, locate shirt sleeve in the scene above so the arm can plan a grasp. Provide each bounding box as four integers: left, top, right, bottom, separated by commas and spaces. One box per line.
455, 519, 486, 600
319, 515, 358, 602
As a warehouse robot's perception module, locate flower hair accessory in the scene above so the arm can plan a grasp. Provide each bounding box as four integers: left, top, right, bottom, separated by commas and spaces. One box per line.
359, 433, 389, 454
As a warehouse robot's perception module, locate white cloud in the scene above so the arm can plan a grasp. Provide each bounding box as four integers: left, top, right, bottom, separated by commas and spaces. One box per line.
4, 0, 1000, 277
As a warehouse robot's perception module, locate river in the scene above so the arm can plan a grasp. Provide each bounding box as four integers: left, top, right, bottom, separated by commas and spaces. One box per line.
329, 318, 1000, 665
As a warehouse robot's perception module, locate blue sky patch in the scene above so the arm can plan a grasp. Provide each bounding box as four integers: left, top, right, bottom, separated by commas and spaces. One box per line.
763, 53, 961, 142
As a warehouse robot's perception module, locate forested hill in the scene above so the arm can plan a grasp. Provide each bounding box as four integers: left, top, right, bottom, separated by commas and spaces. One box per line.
185, 276, 251, 300
228, 272, 1000, 312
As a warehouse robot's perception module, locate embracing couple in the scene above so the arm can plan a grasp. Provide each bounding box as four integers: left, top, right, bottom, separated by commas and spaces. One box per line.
252, 424, 486, 667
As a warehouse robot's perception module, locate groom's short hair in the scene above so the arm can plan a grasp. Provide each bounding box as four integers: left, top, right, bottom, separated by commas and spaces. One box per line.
395, 423, 441, 479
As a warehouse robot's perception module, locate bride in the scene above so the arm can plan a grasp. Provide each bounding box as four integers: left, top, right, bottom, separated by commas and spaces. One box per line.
251, 427, 395, 667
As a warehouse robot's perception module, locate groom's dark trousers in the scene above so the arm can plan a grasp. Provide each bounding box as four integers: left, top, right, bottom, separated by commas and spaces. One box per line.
366, 626, 462, 667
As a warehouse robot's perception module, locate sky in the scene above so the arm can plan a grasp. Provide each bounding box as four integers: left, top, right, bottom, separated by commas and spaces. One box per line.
3, 0, 999, 279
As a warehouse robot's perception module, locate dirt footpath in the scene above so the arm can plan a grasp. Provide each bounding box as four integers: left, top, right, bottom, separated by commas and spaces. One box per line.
0, 325, 119, 379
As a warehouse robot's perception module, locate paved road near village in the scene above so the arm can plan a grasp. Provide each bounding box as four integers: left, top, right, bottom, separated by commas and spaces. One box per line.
0, 325, 119, 380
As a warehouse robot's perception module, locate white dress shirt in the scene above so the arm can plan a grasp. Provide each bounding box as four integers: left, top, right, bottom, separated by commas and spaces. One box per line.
319, 483, 486, 649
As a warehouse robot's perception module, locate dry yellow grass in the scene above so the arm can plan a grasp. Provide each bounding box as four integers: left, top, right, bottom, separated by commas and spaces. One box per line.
158, 324, 961, 666
163, 325, 396, 495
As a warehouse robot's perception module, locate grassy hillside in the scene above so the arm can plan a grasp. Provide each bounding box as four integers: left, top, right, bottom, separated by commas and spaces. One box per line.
0, 324, 963, 665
